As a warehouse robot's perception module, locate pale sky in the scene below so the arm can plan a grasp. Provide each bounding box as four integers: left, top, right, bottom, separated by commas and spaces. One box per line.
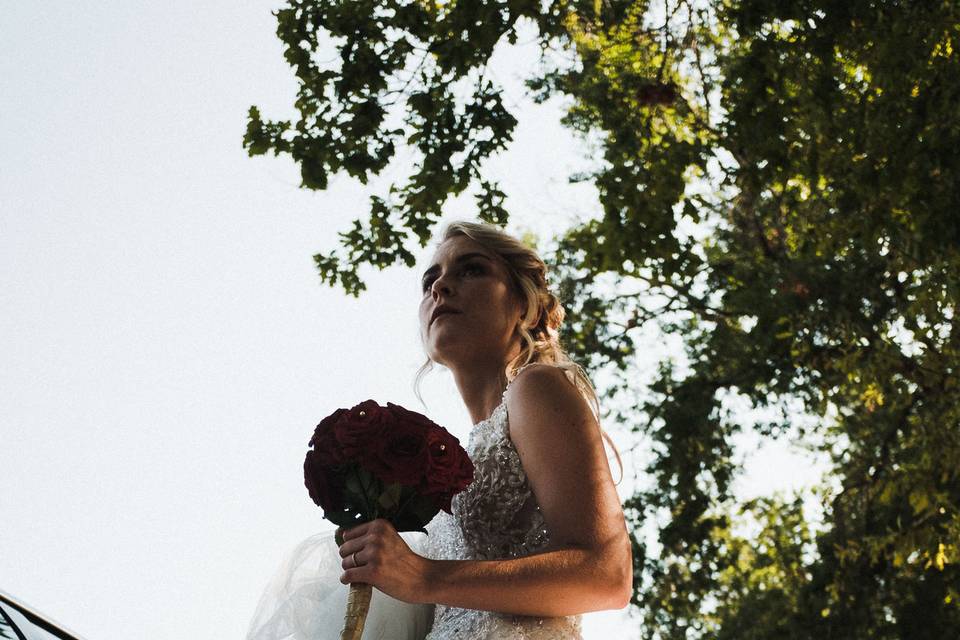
1, 3, 826, 639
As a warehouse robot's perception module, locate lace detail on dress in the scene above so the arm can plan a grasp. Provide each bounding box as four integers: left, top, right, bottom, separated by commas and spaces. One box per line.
422, 364, 583, 639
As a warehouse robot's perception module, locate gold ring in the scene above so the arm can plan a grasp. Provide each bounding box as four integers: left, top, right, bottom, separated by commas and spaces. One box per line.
352, 551, 361, 567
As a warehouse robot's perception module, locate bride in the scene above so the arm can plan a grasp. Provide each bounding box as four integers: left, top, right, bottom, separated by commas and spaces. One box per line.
246, 220, 632, 639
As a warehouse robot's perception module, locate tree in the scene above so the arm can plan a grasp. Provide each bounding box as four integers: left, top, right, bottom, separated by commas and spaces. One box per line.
244, 1, 960, 637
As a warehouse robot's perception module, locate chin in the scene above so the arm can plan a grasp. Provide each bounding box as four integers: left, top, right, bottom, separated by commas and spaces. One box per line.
426, 338, 473, 368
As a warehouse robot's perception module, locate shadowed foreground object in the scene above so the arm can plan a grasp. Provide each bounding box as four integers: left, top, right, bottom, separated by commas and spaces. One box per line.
0, 589, 88, 640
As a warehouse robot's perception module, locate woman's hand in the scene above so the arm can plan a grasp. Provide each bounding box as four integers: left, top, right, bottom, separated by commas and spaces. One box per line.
337, 518, 432, 604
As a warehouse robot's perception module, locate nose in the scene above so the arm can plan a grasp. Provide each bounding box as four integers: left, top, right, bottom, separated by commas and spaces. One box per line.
430, 273, 453, 300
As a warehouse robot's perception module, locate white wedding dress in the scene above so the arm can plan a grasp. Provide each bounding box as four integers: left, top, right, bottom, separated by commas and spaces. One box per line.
246, 364, 583, 639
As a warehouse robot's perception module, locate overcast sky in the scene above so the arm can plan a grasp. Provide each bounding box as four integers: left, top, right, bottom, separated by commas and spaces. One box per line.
1, 3, 827, 639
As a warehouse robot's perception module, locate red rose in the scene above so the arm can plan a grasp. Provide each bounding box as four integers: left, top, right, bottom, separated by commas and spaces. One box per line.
385, 402, 437, 430
362, 418, 430, 486
304, 449, 342, 512
331, 400, 391, 461
420, 427, 474, 513
308, 408, 348, 466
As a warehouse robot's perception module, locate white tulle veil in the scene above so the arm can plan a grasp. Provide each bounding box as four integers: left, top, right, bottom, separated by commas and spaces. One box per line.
245, 529, 435, 640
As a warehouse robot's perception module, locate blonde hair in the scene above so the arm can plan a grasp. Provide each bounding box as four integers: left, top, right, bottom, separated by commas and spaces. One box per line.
413, 220, 624, 484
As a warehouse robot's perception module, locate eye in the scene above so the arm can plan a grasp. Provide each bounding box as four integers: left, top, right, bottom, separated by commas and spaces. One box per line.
421, 263, 483, 293
422, 271, 441, 292
421, 276, 435, 293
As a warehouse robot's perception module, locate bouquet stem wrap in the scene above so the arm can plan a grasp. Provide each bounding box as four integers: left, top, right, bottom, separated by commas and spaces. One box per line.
340, 582, 372, 640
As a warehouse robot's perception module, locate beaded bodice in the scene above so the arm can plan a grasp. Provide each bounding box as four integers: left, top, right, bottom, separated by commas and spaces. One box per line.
421, 366, 583, 639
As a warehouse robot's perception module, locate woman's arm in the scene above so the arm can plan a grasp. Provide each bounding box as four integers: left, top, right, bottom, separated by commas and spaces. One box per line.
338, 364, 633, 616
424, 363, 632, 616
420, 536, 631, 617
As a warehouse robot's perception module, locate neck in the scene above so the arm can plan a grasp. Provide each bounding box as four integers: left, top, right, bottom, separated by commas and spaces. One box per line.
449, 359, 508, 426
448, 341, 522, 426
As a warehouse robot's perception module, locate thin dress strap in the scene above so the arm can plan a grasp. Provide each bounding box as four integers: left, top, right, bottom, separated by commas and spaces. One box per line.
513, 362, 542, 377
502, 362, 547, 400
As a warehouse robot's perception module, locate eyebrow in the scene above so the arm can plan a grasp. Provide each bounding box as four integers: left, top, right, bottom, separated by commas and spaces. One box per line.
421, 252, 492, 282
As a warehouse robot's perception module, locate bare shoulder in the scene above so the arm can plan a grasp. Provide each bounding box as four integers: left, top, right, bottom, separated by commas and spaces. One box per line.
505, 362, 576, 402
503, 363, 597, 439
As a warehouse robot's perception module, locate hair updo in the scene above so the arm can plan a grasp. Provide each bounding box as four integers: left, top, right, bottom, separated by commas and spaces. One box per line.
414, 219, 623, 482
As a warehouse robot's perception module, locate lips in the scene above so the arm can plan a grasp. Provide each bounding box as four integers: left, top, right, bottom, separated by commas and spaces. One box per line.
430, 307, 462, 325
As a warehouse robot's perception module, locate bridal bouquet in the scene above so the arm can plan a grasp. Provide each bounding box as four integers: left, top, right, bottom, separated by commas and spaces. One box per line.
303, 399, 474, 640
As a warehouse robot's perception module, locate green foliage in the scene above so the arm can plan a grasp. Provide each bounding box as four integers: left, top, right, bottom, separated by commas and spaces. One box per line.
250, 0, 960, 636
333, 465, 435, 534
243, 0, 541, 295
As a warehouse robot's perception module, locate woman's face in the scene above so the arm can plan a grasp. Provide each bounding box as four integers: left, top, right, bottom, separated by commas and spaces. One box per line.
418, 235, 523, 369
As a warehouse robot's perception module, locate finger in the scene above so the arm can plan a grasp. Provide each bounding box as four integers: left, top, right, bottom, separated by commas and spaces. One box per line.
340, 522, 369, 542
338, 538, 359, 558
340, 548, 364, 570
340, 530, 379, 554
340, 568, 368, 585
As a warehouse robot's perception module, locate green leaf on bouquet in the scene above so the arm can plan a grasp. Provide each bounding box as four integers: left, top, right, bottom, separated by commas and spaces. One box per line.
378, 481, 403, 512
391, 492, 441, 534
344, 472, 363, 501
344, 465, 383, 520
